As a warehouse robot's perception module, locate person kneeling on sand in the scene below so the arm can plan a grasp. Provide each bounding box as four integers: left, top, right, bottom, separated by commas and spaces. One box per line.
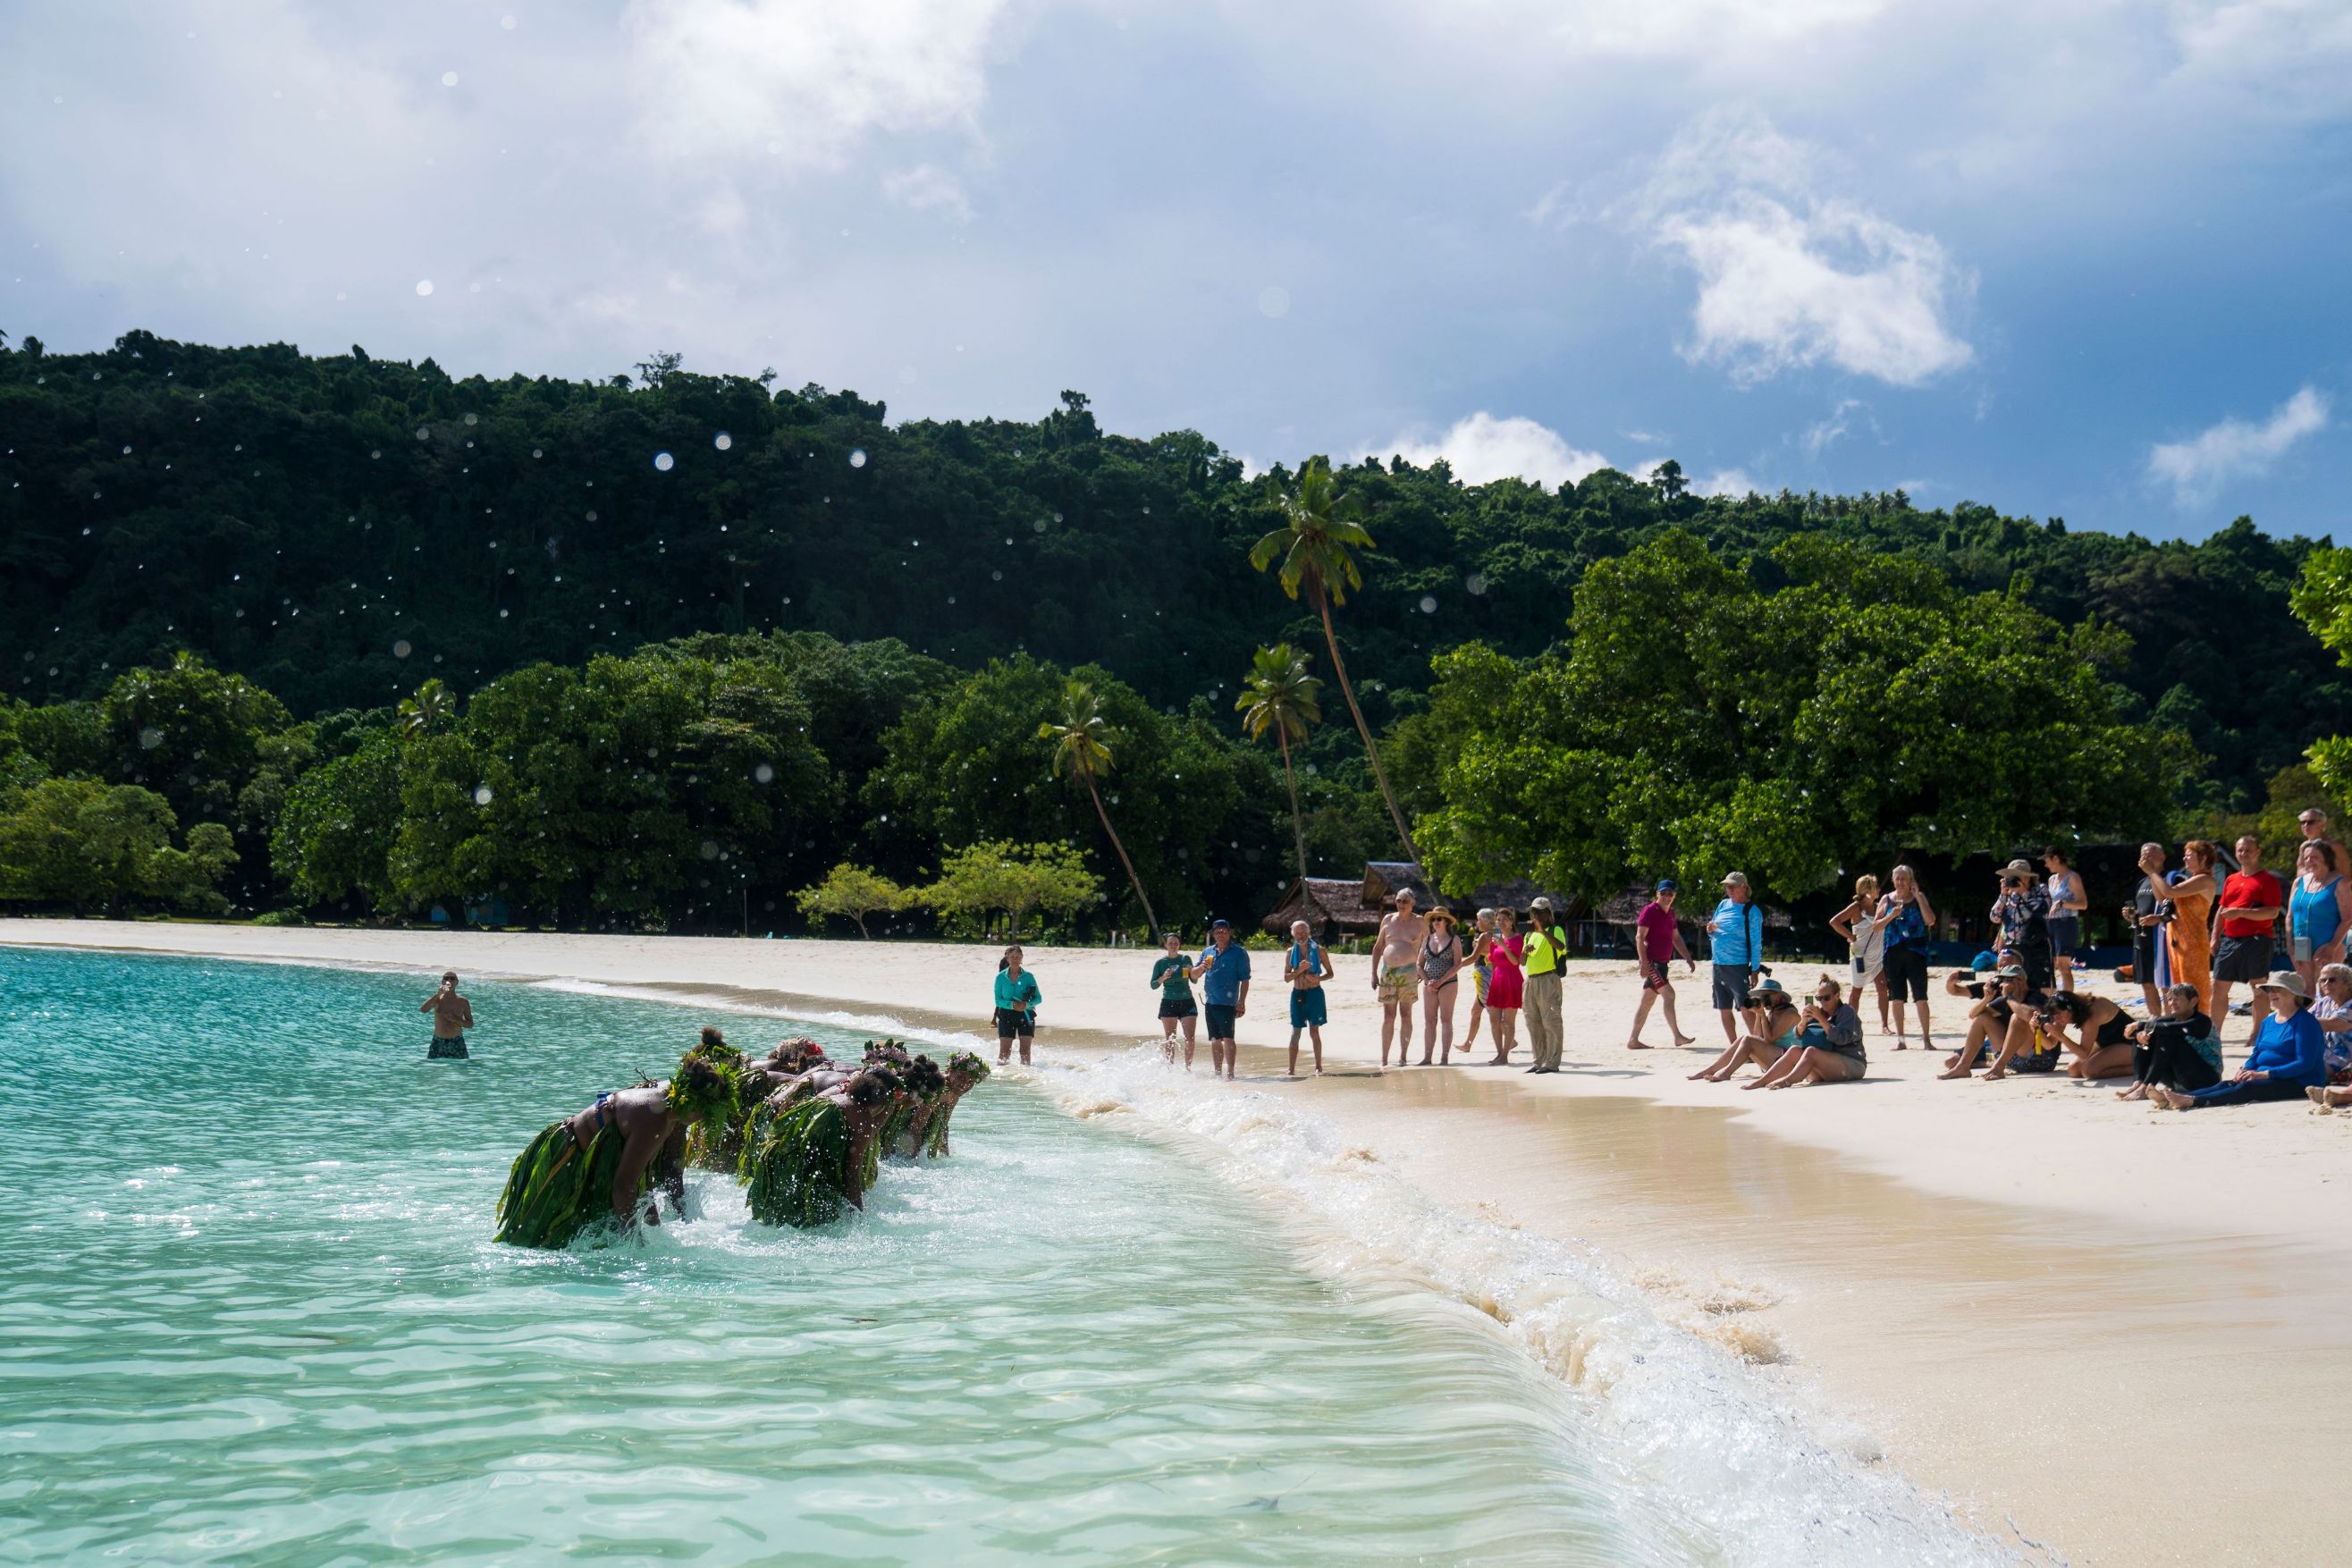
1690, 978, 1800, 1082
1940, 962, 2053, 1080
2119, 983, 2218, 1102
1747, 975, 1866, 1089
494, 1050, 738, 1248
2036, 991, 2137, 1081
1283, 919, 1334, 1077
2151, 970, 2329, 1110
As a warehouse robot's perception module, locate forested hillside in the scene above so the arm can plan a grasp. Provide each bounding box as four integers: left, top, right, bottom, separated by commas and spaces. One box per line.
2, 330, 2347, 932
4, 332, 2342, 812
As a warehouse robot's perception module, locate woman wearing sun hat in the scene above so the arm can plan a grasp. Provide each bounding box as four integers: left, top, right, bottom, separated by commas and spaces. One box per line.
2149, 969, 2330, 1110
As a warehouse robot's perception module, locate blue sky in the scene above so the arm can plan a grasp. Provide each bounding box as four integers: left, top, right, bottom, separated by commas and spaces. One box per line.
4, 0, 2348, 539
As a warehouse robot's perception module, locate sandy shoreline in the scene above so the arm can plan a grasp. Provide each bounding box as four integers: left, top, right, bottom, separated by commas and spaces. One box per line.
12, 920, 2352, 1564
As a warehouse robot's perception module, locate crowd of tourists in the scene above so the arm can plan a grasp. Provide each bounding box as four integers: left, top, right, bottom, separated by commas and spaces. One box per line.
1071, 806, 2352, 1111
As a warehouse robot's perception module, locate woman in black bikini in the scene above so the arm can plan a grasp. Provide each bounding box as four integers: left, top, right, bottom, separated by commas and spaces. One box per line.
1416, 906, 1468, 1065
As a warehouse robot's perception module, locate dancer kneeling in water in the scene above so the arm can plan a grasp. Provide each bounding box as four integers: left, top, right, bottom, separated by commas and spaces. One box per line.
495, 1049, 739, 1248
923, 1051, 992, 1157
889, 1053, 948, 1158
742, 1065, 901, 1226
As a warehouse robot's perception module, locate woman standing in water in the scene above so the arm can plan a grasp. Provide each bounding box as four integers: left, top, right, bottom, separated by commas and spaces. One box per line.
1481, 908, 1524, 1064
1150, 931, 1199, 1067
994, 946, 1041, 1066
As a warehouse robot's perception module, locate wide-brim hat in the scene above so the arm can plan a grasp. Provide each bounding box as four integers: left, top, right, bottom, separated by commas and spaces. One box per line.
2256, 970, 2312, 999
2003, 858, 2036, 877
1426, 906, 1456, 924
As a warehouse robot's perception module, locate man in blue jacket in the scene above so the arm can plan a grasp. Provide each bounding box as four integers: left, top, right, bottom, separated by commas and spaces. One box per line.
1706, 872, 1765, 1045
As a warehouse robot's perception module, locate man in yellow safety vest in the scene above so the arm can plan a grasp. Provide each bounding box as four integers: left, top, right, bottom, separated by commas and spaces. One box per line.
1522, 896, 1570, 1074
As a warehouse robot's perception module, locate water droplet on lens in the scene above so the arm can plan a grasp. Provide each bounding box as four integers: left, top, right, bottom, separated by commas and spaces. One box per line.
393, 640, 412, 658
1420, 594, 1437, 613
1258, 285, 1290, 318
441, 71, 459, 87
653, 451, 674, 472
474, 784, 493, 805
139, 727, 162, 750
1032, 518, 1047, 533
848, 449, 867, 468
415, 426, 429, 440
713, 431, 732, 451
416, 280, 434, 296
1465, 572, 1488, 595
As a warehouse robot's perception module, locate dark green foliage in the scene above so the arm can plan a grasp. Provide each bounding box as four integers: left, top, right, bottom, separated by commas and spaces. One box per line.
493, 1121, 630, 1250
741, 1098, 853, 1228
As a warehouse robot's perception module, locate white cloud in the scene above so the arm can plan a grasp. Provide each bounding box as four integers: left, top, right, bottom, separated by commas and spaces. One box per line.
1801, 397, 1869, 457
1637, 111, 1974, 387
2147, 384, 2330, 502
884, 163, 974, 221
1690, 467, 1759, 497
1378, 412, 1613, 488
624, 0, 1012, 171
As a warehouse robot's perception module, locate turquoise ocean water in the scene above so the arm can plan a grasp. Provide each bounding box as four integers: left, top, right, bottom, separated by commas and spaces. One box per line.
0, 947, 1687, 1565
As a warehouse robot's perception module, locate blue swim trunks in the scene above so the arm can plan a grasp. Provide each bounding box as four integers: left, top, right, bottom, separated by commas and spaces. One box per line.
1289, 988, 1328, 1029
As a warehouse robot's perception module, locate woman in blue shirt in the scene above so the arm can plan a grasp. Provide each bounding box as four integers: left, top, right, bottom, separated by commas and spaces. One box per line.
2150, 970, 2327, 1109
993, 946, 1042, 1066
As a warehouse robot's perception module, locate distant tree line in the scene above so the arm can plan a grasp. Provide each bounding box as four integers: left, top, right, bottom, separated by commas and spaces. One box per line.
5, 330, 2352, 930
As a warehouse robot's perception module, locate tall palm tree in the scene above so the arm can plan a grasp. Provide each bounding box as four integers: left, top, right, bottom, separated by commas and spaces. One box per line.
1039, 679, 1159, 935
1248, 458, 1418, 861
1235, 644, 1322, 883
398, 679, 453, 740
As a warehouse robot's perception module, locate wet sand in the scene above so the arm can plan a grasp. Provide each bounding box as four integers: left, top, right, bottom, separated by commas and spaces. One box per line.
11, 921, 2351, 1563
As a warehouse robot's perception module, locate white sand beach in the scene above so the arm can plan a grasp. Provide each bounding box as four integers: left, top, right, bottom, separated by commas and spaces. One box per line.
13, 919, 2350, 1564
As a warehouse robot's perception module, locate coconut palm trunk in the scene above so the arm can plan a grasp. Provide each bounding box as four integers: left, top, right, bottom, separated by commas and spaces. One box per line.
1085, 775, 1158, 935
1275, 724, 1310, 882
1312, 582, 1417, 862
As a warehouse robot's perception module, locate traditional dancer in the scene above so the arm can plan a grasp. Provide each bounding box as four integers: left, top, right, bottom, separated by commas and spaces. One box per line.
494, 1047, 739, 1249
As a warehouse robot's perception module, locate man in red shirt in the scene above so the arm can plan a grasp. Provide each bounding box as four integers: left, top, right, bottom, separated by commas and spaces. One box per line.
2213, 833, 2285, 1047
1625, 878, 1698, 1050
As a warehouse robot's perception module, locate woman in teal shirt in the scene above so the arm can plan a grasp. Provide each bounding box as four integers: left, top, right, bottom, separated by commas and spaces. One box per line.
993, 946, 1041, 1066
1151, 932, 1199, 1068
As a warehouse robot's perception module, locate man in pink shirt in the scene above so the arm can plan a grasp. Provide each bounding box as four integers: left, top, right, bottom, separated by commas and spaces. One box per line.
1626, 878, 1698, 1050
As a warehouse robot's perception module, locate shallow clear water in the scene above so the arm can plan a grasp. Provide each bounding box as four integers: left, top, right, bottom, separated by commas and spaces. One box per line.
0, 948, 1665, 1564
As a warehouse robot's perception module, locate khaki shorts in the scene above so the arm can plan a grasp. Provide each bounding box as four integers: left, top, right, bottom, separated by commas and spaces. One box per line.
1378, 965, 1420, 1005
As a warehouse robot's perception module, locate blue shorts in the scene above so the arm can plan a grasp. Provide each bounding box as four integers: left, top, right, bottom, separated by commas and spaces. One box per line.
1205, 1003, 1238, 1040
1290, 988, 1328, 1029
426, 1035, 468, 1059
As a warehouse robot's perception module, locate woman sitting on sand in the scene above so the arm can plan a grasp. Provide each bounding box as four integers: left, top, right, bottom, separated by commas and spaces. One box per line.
1746, 975, 1865, 1089
1690, 978, 1800, 1082
1481, 908, 1524, 1065
2036, 991, 2137, 1081
495, 1049, 738, 1249
2150, 971, 2329, 1110
2119, 983, 2218, 1101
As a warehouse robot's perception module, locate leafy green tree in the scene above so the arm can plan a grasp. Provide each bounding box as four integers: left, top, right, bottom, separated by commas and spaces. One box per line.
0, 777, 228, 917
2292, 546, 2352, 802
398, 679, 455, 739
1250, 458, 1417, 860
1039, 679, 1158, 935
1235, 644, 1321, 881
793, 863, 912, 937
273, 732, 405, 912
917, 840, 1101, 939
1418, 532, 2176, 903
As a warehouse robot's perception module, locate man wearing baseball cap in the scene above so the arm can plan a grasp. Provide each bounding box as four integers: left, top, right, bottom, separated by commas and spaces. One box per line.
1521, 896, 1570, 1074
1705, 873, 1764, 1045
1626, 879, 1696, 1050
1189, 918, 1252, 1081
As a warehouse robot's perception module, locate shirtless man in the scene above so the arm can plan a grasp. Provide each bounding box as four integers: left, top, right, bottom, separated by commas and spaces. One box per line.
420, 971, 475, 1059
1372, 889, 1429, 1068
1283, 918, 1336, 1077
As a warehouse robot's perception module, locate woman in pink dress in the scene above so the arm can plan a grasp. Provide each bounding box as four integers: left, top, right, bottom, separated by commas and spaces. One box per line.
1482, 907, 1525, 1065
